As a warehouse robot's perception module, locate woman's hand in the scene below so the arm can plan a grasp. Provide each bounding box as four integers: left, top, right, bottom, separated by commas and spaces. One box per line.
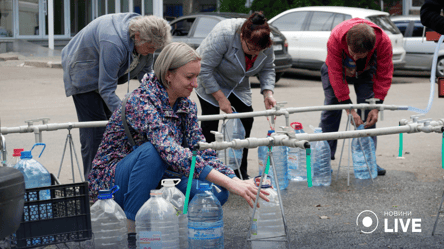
263, 90, 276, 110
211, 90, 232, 114
227, 178, 269, 208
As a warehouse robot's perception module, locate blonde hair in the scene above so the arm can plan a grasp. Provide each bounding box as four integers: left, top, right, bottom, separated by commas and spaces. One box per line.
154, 42, 201, 88
129, 15, 172, 48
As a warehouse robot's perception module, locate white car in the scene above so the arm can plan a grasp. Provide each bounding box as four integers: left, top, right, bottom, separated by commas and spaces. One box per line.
391, 15, 444, 77
268, 6, 406, 71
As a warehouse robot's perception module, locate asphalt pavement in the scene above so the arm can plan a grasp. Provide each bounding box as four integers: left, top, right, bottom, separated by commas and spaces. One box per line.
1, 48, 444, 248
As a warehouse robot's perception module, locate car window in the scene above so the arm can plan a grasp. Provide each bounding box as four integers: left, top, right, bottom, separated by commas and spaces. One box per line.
367, 15, 401, 35
412, 20, 434, 37
332, 14, 352, 30
271, 11, 308, 31
193, 17, 220, 38
171, 18, 196, 37
307, 11, 335, 31
392, 21, 410, 36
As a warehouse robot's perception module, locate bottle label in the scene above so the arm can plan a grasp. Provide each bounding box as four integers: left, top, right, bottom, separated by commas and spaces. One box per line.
251, 219, 258, 235
139, 231, 162, 249
188, 220, 223, 240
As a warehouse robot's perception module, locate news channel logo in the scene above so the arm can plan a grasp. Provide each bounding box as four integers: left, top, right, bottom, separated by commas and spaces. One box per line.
356, 210, 379, 234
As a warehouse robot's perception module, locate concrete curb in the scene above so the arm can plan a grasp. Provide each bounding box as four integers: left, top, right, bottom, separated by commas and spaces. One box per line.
23, 60, 62, 68
0, 55, 19, 61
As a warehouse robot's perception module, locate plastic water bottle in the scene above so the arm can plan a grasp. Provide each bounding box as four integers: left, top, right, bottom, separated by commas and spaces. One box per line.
90, 185, 128, 249
161, 179, 188, 249
13, 143, 51, 221
188, 183, 223, 249
352, 124, 377, 179
135, 189, 179, 249
310, 127, 332, 186
288, 122, 307, 181
250, 176, 285, 249
219, 116, 245, 170
258, 130, 289, 190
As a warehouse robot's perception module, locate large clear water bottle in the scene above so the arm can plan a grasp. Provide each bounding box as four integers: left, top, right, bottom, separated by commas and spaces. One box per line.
288, 122, 307, 181
258, 130, 289, 190
188, 183, 223, 249
310, 128, 332, 186
13, 143, 51, 221
250, 176, 286, 249
352, 124, 377, 179
218, 116, 245, 171
161, 179, 188, 249
135, 189, 179, 249
90, 185, 128, 249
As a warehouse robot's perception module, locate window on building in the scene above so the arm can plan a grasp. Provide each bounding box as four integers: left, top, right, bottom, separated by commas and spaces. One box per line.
0, 0, 13, 37
201, 4, 216, 12
271, 11, 308, 32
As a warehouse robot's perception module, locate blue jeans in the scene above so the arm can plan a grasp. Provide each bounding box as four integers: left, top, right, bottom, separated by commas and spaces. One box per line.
319, 63, 377, 159
113, 142, 229, 220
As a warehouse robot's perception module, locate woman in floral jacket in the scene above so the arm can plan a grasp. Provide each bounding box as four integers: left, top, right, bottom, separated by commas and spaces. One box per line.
88, 42, 268, 233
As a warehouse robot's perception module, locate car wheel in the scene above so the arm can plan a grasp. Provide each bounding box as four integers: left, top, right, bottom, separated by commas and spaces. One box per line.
436, 56, 444, 78
275, 72, 284, 83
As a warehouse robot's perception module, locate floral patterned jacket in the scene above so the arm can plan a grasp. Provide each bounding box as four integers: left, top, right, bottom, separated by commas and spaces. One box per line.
88, 73, 235, 201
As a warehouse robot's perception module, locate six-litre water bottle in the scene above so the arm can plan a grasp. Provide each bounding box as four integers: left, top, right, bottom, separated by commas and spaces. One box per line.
188, 183, 223, 249
352, 124, 377, 179
135, 189, 179, 249
250, 176, 285, 249
258, 130, 289, 190
288, 122, 307, 181
161, 179, 188, 249
218, 116, 245, 171
13, 143, 51, 221
90, 185, 128, 249
310, 127, 332, 186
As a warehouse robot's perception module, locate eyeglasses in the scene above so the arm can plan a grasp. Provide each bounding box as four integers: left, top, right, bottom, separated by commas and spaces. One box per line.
244, 39, 263, 53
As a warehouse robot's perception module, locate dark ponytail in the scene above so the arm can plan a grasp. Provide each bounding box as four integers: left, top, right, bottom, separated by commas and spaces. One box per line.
241, 11, 272, 50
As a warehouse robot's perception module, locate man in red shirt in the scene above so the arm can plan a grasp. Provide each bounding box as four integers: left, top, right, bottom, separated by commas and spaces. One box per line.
319, 18, 394, 176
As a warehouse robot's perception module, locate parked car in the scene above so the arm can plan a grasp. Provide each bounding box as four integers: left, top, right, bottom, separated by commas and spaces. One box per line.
268, 6, 406, 71
160, 12, 293, 83
390, 15, 444, 77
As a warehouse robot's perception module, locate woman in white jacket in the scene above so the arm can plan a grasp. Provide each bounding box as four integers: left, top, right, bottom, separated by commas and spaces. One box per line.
196, 12, 277, 179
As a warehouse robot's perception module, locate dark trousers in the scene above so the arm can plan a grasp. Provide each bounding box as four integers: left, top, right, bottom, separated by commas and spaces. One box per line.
319, 63, 377, 159
198, 94, 254, 179
72, 91, 112, 180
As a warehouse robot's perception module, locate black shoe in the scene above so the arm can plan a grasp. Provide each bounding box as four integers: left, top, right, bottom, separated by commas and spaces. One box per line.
377, 165, 386, 176
331, 155, 335, 160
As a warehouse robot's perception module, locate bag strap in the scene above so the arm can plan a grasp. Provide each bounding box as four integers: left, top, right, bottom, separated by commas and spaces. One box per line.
121, 94, 136, 148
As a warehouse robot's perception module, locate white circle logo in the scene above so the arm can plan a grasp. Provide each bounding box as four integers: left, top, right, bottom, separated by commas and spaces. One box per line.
356, 210, 379, 234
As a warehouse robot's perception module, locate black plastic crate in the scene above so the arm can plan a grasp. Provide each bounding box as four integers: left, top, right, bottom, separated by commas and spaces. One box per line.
10, 175, 92, 248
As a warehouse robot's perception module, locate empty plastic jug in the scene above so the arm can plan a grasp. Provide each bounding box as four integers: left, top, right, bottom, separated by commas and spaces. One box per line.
288, 122, 307, 181
310, 127, 331, 186
352, 124, 377, 179
258, 130, 289, 190
250, 176, 286, 249
188, 183, 223, 249
90, 185, 128, 249
218, 116, 245, 171
13, 143, 51, 221
161, 179, 188, 249
135, 189, 179, 249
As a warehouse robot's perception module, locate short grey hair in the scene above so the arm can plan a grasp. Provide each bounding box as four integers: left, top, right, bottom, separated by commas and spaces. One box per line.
154, 42, 201, 88
129, 15, 172, 48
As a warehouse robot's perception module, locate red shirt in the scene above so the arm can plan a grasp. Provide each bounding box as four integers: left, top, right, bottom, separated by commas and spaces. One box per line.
245, 54, 258, 71
326, 18, 393, 102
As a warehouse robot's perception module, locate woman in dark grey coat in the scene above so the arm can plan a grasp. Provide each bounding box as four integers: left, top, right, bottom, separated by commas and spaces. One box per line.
196, 12, 277, 179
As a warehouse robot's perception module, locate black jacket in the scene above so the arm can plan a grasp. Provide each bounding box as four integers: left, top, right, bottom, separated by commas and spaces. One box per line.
420, 0, 444, 35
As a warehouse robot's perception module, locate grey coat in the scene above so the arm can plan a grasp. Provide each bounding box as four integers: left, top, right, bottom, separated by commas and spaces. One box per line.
196, 18, 275, 107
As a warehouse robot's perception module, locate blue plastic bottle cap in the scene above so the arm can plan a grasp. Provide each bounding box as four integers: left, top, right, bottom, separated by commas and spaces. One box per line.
198, 183, 212, 191
98, 189, 113, 199
20, 151, 32, 159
